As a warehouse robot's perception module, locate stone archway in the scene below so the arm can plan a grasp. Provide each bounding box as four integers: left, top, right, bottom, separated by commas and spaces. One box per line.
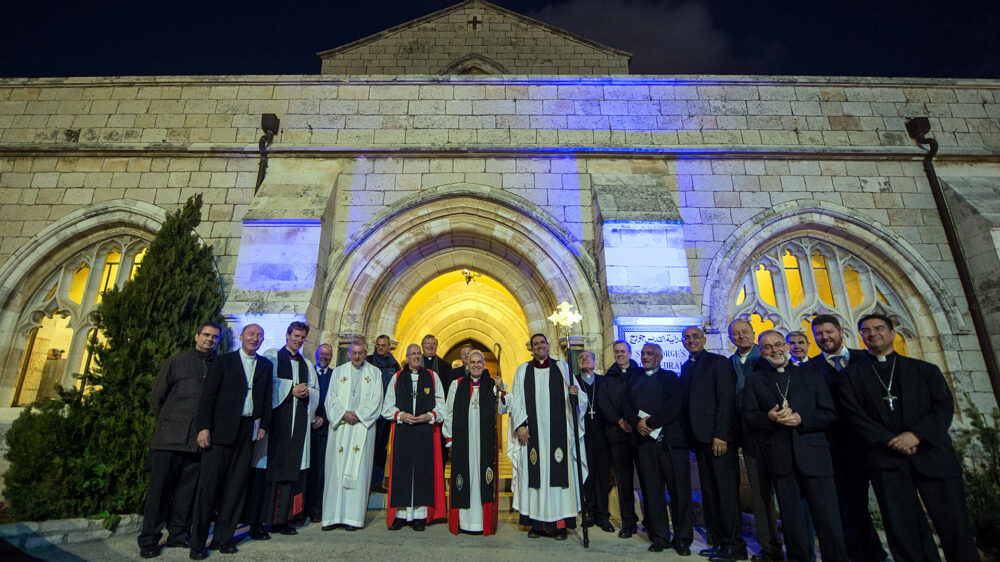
319, 186, 602, 369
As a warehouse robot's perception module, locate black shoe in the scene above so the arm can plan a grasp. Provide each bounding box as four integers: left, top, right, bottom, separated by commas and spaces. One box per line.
553, 530, 567, 541
139, 546, 161, 559
618, 526, 636, 539
582, 516, 596, 528
649, 544, 665, 552
712, 548, 750, 562
597, 520, 615, 533
189, 549, 208, 561
675, 545, 692, 556
249, 524, 271, 541
276, 524, 298, 536
389, 518, 406, 531
527, 529, 541, 538
411, 521, 426, 531
164, 539, 189, 548
309, 512, 323, 522
344, 525, 360, 531
321, 524, 337, 531
700, 547, 720, 557
750, 556, 776, 562
371, 484, 388, 493
218, 544, 238, 554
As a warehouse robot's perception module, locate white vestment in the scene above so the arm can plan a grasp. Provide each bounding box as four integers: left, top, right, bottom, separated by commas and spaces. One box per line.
443, 377, 509, 532
321, 360, 384, 527
251, 349, 320, 470
507, 360, 588, 523
381, 369, 445, 522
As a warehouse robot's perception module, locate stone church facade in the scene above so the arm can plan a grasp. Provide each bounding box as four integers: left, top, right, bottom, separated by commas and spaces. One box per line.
1, 0, 999, 425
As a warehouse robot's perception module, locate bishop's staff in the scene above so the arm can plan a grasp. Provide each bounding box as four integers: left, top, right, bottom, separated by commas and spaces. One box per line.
492, 342, 503, 536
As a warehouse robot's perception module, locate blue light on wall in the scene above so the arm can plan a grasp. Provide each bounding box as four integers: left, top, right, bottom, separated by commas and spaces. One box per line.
233, 218, 321, 292
603, 220, 691, 294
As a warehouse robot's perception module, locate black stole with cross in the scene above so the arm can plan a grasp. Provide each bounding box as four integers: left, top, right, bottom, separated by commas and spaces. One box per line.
525, 360, 569, 489
389, 368, 436, 508
266, 347, 309, 483
450, 375, 496, 509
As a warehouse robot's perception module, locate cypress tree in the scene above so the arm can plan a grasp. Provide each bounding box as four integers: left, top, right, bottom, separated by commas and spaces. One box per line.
4, 194, 228, 521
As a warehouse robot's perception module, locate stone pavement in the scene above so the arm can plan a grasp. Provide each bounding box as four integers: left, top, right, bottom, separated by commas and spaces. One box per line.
26, 511, 740, 562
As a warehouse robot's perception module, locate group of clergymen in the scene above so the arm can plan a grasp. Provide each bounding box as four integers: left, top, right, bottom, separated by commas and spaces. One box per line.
136, 312, 981, 562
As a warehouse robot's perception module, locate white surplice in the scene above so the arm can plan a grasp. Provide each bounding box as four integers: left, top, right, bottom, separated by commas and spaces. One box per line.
321, 360, 384, 528
381, 369, 445, 522
443, 377, 509, 532
507, 360, 588, 523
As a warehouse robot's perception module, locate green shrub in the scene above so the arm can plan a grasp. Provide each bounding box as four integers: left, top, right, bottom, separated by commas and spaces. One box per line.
954, 398, 1000, 560
3, 195, 227, 522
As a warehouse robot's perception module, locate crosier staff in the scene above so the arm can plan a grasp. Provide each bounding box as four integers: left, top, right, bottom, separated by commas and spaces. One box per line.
492, 343, 503, 536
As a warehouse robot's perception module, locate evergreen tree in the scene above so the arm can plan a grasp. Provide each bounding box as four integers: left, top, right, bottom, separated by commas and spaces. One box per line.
4, 195, 227, 521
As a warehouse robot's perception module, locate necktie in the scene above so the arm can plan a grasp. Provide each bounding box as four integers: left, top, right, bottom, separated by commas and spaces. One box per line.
831, 356, 845, 372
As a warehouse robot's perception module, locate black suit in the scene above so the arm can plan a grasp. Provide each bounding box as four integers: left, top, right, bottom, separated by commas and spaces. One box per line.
597, 360, 643, 529
839, 353, 979, 562
623, 368, 692, 549
743, 363, 848, 562
578, 373, 611, 525
190, 350, 273, 553
803, 350, 888, 561
680, 350, 744, 553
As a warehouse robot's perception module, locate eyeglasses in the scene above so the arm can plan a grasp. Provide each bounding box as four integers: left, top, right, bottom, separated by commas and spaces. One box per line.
759, 342, 788, 352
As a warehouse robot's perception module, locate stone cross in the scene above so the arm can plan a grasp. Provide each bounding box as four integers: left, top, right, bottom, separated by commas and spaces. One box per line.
468, 15, 482, 30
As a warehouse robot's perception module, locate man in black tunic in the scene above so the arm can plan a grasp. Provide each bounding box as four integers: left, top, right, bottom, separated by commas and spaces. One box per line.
305, 343, 334, 522
597, 340, 643, 538
576, 350, 614, 533
138, 321, 220, 558
839, 314, 979, 562
367, 334, 400, 493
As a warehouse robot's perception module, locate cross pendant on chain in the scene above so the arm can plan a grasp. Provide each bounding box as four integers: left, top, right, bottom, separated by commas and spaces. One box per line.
884, 393, 898, 411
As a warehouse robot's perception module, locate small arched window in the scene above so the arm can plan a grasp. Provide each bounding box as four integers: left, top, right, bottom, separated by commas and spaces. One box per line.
731, 237, 914, 357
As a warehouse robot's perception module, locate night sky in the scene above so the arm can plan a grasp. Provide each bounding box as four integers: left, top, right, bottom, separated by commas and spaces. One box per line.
2, 0, 998, 79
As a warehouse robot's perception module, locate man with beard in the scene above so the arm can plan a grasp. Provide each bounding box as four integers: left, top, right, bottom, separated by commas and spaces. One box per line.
443, 349, 508, 535
190, 324, 271, 559
367, 334, 399, 493
839, 314, 979, 562
576, 350, 614, 533
785, 331, 810, 366
321, 339, 384, 530
305, 343, 334, 523
728, 319, 781, 562
743, 330, 848, 562
622, 343, 691, 555
680, 326, 744, 560
382, 344, 447, 531
138, 322, 221, 558
802, 315, 889, 561
508, 333, 587, 540
596, 340, 642, 538
260, 322, 320, 535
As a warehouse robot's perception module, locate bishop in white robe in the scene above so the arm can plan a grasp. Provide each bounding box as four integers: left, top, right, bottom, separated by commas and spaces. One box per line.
508, 333, 588, 540
443, 350, 509, 535
320, 340, 384, 530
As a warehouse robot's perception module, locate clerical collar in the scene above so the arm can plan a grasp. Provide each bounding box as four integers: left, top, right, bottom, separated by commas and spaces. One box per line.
580, 372, 595, 384
645, 368, 658, 376
869, 351, 896, 363
285, 346, 301, 360
470, 378, 480, 386
775, 365, 787, 373
533, 358, 550, 368
738, 349, 752, 363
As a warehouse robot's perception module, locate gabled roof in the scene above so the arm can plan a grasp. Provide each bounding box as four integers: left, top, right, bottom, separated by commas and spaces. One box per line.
316, 0, 631, 60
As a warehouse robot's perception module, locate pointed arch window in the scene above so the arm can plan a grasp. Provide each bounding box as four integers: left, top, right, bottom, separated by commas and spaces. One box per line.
730, 237, 914, 358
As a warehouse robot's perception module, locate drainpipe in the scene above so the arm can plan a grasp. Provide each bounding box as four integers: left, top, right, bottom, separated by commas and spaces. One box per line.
255, 114, 280, 195
906, 117, 1000, 406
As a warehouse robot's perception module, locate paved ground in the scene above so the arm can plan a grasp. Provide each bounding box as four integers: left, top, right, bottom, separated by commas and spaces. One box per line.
24, 511, 740, 562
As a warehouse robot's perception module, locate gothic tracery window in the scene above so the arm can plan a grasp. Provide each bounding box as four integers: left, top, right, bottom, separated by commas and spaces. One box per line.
10, 238, 147, 406
731, 237, 914, 357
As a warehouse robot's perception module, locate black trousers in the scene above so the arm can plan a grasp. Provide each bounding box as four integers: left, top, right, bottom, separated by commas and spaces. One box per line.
694, 443, 745, 552
583, 425, 611, 523
832, 454, 888, 561
371, 417, 390, 487
608, 439, 640, 528
636, 438, 693, 548
306, 426, 328, 518
243, 467, 267, 526
870, 465, 980, 562
772, 469, 848, 562
138, 449, 200, 548
742, 434, 782, 558
190, 417, 254, 552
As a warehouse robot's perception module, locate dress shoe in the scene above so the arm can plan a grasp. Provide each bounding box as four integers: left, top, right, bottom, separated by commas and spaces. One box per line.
164, 539, 189, 548
389, 518, 406, 530
344, 525, 360, 531
596, 520, 615, 533
218, 544, 238, 554
411, 520, 426, 531
309, 512, 323, 522
649, 543, 666, 552
618, 526, 636, 539
249, 524, 271, 540
139, 546, 161, 559
189, 549, 208, 561
527, 529, 541, 538
321, 524, 337, 531
371, 484, 388, 493
700, 547, 721, 557
711, 548, 750, 562
582, 515, 596, 528
675, 545, 692, 556
750, 555, 777, 562
275, 524, 298, 535
553, 530, 567, 541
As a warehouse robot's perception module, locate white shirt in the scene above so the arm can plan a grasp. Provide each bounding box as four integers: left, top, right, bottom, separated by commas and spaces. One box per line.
239, 350, 256, 416
822, 347, 851, 368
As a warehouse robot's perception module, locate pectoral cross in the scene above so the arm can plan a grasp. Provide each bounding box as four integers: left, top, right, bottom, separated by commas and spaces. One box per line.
588, 402, 596, 419
884, 393, 897, 411
340, 377, 347, 383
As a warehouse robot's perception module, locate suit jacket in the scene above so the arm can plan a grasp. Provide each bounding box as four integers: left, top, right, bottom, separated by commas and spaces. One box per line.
196, 350, 273, 447
623, 368, 685, 448
802, 348, 871, 456
150, 348, 214, 452
681, 350, 736, 446
837, 353, 961, 478
742, 363, 838, 477
597, 360, 643, 444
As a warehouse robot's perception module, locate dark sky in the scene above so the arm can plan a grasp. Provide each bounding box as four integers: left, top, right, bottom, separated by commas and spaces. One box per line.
2, 0, 998, 79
